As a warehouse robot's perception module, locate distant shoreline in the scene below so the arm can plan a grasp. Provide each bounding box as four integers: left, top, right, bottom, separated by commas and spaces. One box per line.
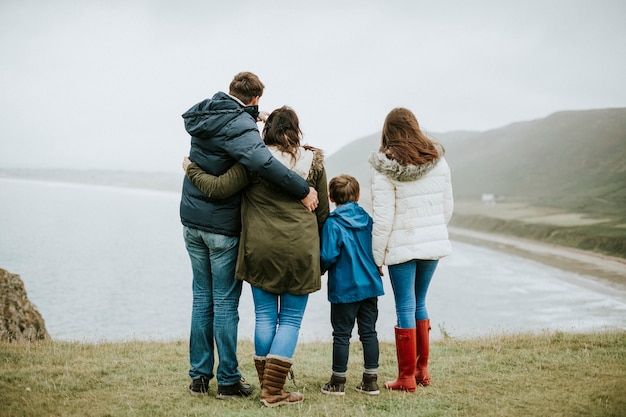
3, 173, 624, 288
449, 226, 626, 290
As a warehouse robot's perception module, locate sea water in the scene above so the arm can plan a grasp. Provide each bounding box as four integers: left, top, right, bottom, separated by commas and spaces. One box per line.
1, 178, 624, 343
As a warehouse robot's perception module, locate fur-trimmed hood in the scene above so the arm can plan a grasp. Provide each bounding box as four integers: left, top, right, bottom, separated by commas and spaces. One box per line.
368, 142, 445, 182
268, 146, 324, 181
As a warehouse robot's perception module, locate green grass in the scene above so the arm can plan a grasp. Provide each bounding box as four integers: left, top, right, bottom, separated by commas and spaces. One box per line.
1, 332, 625, 416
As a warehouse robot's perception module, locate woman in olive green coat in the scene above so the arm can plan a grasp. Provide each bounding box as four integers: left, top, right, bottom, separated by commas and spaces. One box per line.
184, 106, 329, 407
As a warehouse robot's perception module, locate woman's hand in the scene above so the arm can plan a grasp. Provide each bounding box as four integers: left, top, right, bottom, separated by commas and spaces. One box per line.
182, 156, 191, 172
257, 111, 270, 123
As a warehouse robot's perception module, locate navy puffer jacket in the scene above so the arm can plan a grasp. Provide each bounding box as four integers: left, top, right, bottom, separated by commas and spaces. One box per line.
179, 92, 310, 236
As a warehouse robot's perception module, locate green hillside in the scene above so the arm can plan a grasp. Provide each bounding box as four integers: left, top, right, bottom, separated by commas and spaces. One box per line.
445, 108, 626, 215
325, 108, 626, 258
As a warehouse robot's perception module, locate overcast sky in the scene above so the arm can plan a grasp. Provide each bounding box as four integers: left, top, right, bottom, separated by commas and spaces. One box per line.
1, 0, 625, 173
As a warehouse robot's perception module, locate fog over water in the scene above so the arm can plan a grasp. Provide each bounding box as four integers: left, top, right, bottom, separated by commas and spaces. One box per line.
1, 179, 625, 343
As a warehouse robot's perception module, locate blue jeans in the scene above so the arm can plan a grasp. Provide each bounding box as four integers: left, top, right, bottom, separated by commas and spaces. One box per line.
330, 298, 379, 373
251, 286, 308, 359
184, 226, 242, 385
388, 259, 439, 328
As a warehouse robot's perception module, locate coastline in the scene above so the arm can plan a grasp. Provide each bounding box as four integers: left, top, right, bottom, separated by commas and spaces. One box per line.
449, 226, 626, 290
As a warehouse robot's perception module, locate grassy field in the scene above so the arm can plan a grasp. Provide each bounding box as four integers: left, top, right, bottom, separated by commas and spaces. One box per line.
1, 331, 625, 417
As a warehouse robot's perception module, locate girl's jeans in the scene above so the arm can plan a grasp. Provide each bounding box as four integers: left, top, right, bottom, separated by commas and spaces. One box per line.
251, 286, 309, 358
388, 259, 439, 328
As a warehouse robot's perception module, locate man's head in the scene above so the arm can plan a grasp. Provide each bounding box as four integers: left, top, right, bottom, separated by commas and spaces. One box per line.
328, 174, 360, 205
229, 72, 265, 105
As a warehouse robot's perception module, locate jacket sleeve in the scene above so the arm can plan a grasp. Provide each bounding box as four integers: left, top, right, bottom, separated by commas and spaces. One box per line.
320, 220, 341, 274
311, 164, 330, 232
442, 158, 454, 224
370, 168, 396, 266
224, 121, 310, 199
186, 162, 250, 199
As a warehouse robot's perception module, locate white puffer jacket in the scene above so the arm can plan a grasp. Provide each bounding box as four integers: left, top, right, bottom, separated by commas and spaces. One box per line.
369, 144, 453, 266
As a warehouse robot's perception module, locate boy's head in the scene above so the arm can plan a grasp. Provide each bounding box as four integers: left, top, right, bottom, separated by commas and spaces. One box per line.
229, 72, 265, 105
328, 174, 360, 205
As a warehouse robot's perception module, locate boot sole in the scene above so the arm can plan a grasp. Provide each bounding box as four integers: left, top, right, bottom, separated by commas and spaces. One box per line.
188, 388, 208, 396
356, 388, 380, 395
320, 388, 345, 396
216, 393, 252, 400
260, 398, 304, 407
384, 383, 416, 392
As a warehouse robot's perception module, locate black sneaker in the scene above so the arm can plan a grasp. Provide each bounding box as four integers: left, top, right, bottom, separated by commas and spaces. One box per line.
321, 375, 346, 396
188, 376, 211, 396
216, 379, 254, 399
356, 373, 380, 395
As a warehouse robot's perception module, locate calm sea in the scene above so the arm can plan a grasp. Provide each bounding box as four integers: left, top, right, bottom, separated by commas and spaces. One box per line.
1, 178, 624, 343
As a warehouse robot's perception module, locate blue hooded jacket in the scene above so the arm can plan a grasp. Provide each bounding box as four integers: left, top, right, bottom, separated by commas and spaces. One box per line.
320, 202, 384, 304
179, 92, 310, 235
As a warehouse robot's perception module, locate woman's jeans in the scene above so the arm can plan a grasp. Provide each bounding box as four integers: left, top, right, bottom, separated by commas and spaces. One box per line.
388, 259, 439, 328
251, 286, 309, 359
330, 297, 379, 373
184, 226, 242, 385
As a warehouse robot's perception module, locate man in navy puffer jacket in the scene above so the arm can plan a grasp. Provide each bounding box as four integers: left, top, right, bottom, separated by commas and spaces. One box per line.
180, 72, 318, 399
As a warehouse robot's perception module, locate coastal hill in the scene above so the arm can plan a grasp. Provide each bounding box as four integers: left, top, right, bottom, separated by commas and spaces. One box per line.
1, 108, 624, 258
324, 108, 626, 258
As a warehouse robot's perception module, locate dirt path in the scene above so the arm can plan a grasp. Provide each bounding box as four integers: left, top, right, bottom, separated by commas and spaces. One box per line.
449, 227, 626, 289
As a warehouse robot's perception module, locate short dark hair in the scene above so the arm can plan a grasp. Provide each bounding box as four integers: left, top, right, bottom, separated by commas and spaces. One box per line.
229, 72, 264, 104
329, 174, 360, 205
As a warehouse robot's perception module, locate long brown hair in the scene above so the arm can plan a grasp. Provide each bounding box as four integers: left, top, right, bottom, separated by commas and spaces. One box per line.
380, 107, 440, 165
263, 106, 303, 162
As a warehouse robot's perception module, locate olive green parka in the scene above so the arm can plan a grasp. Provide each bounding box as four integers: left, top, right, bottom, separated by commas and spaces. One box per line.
186, 146, 329, 295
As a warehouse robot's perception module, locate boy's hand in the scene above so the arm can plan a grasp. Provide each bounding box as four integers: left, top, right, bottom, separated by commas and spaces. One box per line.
378, 266, 384, 276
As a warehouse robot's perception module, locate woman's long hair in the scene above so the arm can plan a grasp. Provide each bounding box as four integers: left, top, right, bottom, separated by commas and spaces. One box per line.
380, 107, 440, 166
263, 106, 303, 163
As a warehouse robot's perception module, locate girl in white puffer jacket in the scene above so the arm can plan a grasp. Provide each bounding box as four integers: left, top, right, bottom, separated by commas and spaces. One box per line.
369, 107, 453, 392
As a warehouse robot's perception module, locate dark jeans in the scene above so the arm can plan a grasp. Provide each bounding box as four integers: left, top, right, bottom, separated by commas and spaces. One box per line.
330, 297, 379, 373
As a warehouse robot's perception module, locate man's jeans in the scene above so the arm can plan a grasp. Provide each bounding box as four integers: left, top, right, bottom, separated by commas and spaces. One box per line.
388, 259, 439, 328
184, 226, 242, 385
251, 286, 308, 359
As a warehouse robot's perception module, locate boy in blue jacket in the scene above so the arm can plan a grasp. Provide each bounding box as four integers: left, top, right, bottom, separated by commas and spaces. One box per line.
320, 174, 384, 396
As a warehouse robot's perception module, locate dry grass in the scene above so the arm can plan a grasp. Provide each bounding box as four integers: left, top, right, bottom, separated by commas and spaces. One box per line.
454, 201, 611, 227
1, 332, 625, 417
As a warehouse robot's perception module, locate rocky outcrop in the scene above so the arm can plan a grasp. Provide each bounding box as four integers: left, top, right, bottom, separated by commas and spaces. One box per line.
0, 268, 49, 342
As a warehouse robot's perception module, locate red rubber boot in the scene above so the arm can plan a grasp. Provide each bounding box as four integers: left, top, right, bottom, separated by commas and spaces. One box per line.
384, 327, 417, 392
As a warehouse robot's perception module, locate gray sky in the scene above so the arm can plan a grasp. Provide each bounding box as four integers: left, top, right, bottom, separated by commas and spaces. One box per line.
1, 0, 625, 173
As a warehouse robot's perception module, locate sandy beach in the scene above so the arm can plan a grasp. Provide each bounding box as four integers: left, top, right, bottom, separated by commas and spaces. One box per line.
449, 227, 626, 290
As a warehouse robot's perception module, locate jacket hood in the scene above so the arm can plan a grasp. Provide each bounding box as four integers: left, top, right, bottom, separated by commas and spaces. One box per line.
368, 142, 445, 182
182, 92, 259, 138
329, 202, 371, 230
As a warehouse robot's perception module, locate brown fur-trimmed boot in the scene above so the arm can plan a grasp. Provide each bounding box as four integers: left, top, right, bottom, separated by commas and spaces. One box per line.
260, 354, 304, 407
254, 355, 266, 387
415, 319, 431, 386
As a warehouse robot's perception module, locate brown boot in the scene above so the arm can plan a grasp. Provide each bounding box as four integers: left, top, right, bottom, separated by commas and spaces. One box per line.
260, 354, 304, 407
415, 319, 431, 386
254, 356, 266, 387
384, 327, 417, 392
